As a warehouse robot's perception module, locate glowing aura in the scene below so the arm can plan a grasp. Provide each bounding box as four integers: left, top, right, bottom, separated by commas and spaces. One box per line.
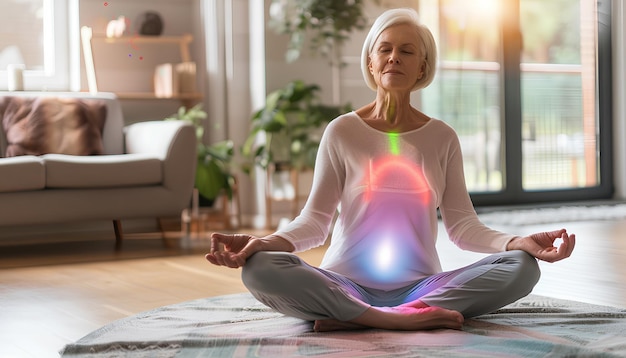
356, 131, 433, 283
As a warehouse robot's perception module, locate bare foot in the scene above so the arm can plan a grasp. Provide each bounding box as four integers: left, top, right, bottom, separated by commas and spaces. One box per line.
314, 305, 464, 332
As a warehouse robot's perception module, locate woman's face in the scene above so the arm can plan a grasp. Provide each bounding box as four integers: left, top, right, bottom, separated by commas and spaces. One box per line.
368, 23, 425, 92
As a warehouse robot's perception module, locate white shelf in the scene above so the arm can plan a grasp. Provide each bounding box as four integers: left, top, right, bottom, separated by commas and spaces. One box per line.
80, 26, 200, 104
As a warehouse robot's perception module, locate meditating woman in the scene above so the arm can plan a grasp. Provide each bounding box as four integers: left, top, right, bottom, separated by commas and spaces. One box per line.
206, 7, 575, 332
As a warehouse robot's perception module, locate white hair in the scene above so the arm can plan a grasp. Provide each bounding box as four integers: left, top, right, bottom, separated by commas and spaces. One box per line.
361, 8, 438, 91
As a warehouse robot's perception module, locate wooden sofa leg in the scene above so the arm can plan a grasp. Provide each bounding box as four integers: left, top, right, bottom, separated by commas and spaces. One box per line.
113, 220, 123, 249
157, 218, 167, 239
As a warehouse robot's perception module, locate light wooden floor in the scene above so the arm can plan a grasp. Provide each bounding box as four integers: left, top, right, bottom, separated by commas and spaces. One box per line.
1, 219, 625, 358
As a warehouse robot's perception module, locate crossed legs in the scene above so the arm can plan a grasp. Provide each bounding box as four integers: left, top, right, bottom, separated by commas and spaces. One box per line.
241, 250, 540, 331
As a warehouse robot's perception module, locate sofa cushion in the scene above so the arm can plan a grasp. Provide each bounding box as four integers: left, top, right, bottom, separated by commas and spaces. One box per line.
0, 96, 107, 157
43, 153, 162, 188
0, 155, 45, 192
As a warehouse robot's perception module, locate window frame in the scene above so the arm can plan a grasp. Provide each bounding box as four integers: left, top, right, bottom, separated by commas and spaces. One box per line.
470, 0, 614, 206
0, 0, 73, 91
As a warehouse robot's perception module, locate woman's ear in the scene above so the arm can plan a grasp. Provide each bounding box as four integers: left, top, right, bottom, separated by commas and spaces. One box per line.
368, 56, 373, 73
418, 62, 427, 79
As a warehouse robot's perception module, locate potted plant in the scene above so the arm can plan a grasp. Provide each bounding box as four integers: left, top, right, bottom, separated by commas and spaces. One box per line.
242, 80, 351, 174
165, 104, 235, 207
268, 0, 369, 63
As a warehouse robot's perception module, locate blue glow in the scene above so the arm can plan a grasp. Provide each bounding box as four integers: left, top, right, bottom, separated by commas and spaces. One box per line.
375, 238, 394, 271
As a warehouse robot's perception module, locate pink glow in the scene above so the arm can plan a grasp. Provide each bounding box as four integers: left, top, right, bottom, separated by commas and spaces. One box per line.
364, 155, 431, 205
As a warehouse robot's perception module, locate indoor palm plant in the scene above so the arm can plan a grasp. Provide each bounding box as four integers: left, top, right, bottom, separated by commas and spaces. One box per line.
165, 104, 235, 206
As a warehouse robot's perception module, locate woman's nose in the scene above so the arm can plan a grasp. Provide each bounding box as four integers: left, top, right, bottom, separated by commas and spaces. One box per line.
388, 54, 399, 64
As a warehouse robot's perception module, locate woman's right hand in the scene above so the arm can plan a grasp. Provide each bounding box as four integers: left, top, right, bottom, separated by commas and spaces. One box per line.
205, 232, 294, 268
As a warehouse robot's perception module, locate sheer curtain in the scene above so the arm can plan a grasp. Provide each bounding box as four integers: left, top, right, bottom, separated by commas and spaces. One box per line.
612, 0, 626, 199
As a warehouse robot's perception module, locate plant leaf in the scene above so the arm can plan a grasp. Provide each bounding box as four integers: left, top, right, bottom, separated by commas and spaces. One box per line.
195, 160, 225, 201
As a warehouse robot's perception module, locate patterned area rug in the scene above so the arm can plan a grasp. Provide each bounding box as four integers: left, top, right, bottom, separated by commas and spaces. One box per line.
61, 292, 626, 357
478, 203, 626, 226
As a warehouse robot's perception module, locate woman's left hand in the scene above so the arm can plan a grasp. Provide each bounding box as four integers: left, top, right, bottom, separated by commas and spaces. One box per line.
506, 229, 575, 263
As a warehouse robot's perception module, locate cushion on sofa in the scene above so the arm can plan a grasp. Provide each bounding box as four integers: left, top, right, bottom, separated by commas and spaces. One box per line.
0, 155, 45, 192
0, 96, 107, 157
43, 153, 163, 188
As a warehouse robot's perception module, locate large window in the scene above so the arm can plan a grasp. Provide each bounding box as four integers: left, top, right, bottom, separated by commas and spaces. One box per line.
418, 0, 612, 205
0, 0, 72, 91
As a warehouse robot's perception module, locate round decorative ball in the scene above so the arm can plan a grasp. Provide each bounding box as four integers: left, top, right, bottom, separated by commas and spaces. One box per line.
135, 11, 164, 36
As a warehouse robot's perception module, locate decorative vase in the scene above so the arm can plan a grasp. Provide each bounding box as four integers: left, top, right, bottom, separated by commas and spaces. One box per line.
135, 11, 164, 36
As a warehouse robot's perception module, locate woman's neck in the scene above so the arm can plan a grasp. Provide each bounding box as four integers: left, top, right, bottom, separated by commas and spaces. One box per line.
356, 91, 429, 133
375, 91, 411, 125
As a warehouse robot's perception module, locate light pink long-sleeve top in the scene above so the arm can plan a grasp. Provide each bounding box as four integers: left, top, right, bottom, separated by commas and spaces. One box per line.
275, 112, 517, 290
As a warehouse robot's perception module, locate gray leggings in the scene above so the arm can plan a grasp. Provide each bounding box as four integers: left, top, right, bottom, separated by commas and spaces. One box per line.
242, 250, 540, 321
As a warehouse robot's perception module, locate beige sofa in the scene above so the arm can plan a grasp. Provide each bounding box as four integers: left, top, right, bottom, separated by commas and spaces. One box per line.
0, 92, 196, 243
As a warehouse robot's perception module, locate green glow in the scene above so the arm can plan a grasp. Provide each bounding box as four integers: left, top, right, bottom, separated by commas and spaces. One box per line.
388, 132, 400, 155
